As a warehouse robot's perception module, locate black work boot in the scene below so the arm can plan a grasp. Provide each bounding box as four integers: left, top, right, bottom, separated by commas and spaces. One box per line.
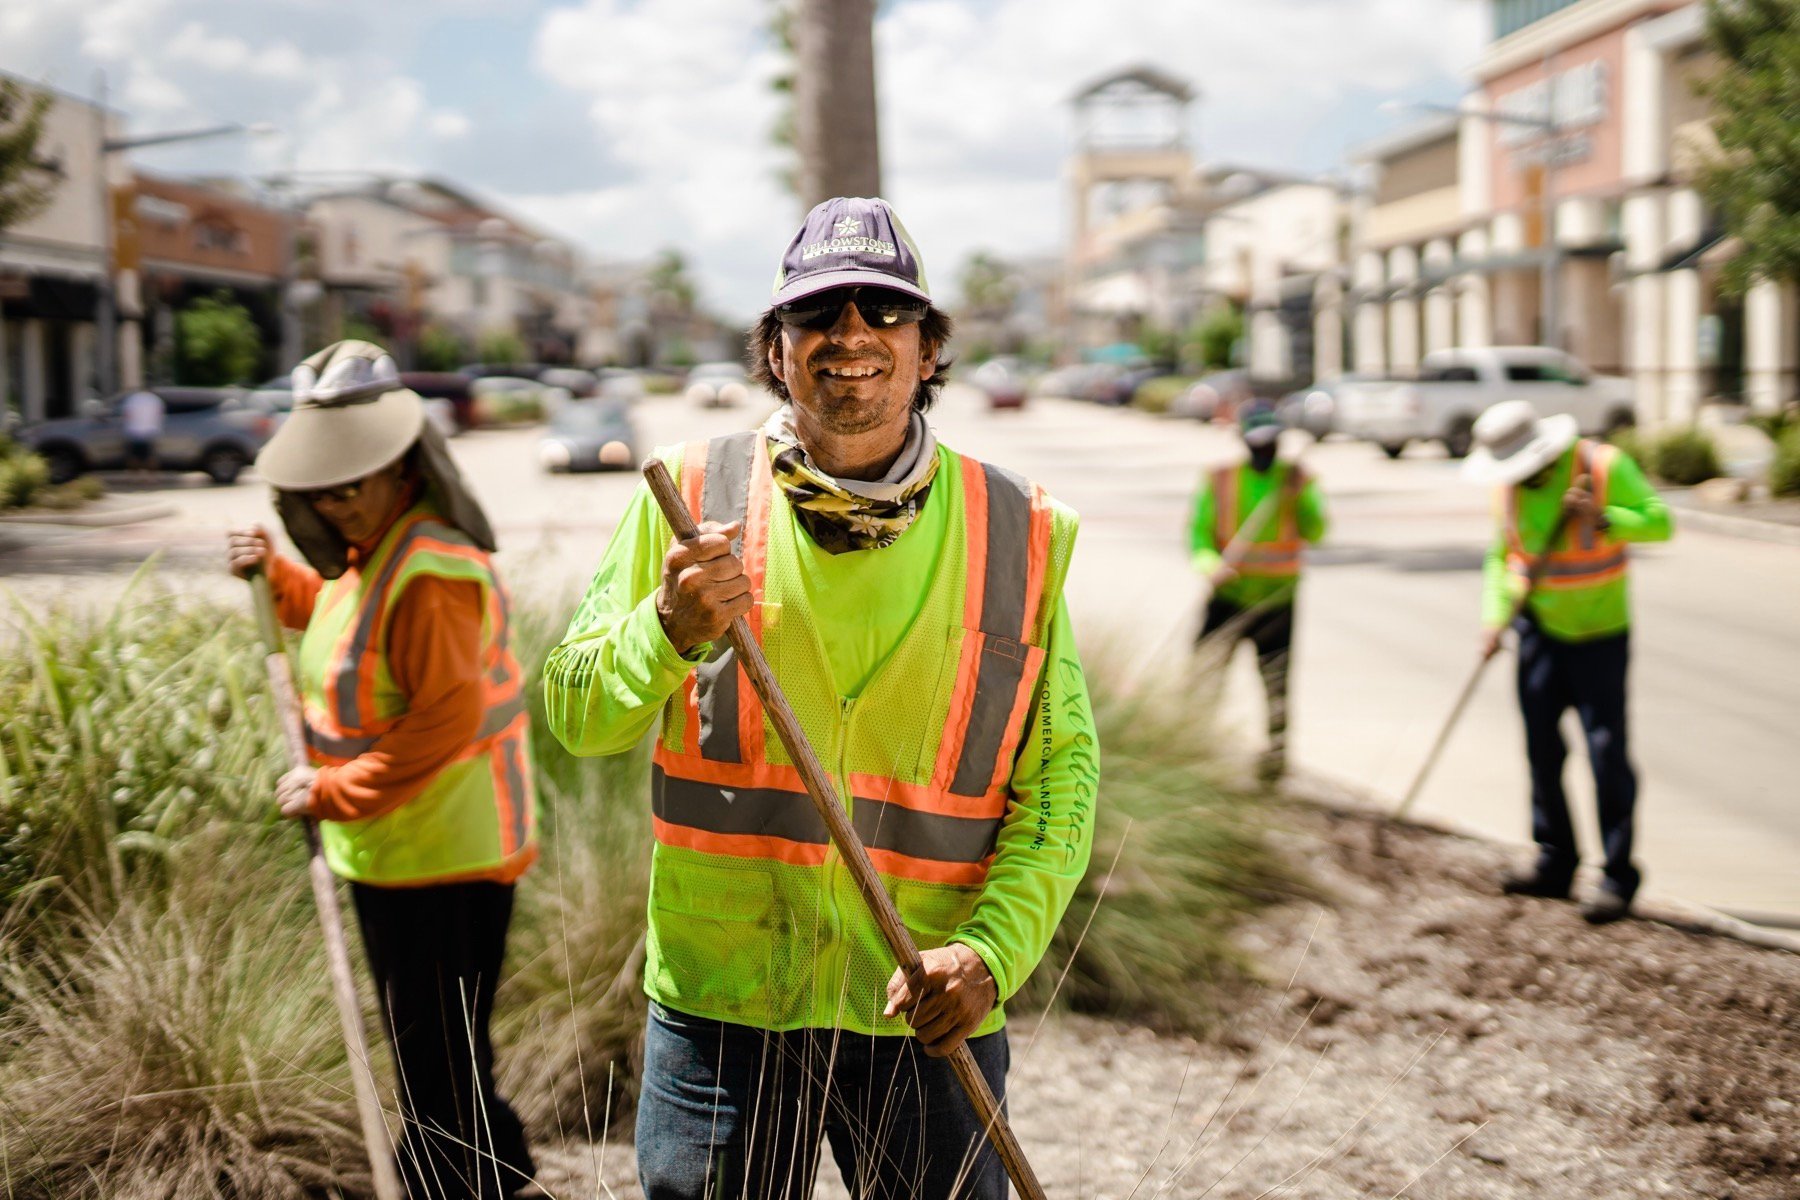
1580, 882, 1632, 925
1499, 866, 1574, 900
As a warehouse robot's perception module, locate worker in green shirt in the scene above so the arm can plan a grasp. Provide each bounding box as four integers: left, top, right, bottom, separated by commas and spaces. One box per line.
1465, 400, 1672, 924
542, 196, 1096, 1200
1189, 402, 1328, 783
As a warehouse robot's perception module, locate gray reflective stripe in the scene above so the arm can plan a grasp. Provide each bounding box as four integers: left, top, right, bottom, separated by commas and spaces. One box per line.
652, 767, 999, 864
696, 646, 741, 762
654, 765, 828, 844
305, 693, 526, 761
694, 432, 758, 764
333, 519, 474, 727
979, 462, 1031, 638
499, 732, 530, 850
948, 463, 1038, 797
949, 633, 1032, 797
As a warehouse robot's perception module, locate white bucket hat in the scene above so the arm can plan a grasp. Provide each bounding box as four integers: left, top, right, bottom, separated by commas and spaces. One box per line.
1462, 400, 1579, 486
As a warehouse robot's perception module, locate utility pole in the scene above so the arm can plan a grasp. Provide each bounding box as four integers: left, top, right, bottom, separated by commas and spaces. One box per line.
93, 72, 116, 399
792, 0, 881, 207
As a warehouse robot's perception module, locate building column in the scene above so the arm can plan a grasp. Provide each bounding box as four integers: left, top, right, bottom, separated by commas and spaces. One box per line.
1386, 245, 1420, 376
70, 323, 96, 404
1352, 250, 1387, 375
1313, 277, 1344, 380
1744, 280, 1798, 415
1664, 269, 1703, 424
20, 320, 47, 424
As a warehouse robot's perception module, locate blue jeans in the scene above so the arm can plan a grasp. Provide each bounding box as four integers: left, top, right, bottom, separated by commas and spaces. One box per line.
1514, 617, 1641, 899
636, 1003, 1011, 1200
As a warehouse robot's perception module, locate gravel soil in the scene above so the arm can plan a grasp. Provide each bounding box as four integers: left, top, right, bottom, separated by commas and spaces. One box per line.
531, 802, 1799, 1199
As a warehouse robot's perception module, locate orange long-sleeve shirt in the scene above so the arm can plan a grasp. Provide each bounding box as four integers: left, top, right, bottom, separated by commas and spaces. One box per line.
266, 546, 486, 824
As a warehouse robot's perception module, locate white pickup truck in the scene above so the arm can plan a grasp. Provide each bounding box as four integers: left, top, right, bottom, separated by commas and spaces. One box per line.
1335, 346, 1639, 459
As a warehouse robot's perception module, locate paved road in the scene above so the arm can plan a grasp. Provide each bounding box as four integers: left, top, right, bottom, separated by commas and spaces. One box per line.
4, 384, 1795, 921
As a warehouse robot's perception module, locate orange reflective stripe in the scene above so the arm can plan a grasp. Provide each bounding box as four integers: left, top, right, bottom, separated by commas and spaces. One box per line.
866, 848, 992, 887
652, 817, 832, 867
738, 443, 773, 763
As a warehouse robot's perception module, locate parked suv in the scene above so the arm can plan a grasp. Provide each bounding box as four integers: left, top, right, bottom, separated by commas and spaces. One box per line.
1335, 347, 1638, 459
18, 387, 277, 484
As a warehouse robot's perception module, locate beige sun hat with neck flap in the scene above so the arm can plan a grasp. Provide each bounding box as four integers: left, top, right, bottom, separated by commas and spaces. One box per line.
1462, 399, 1579, 486
260, 340, 496, 577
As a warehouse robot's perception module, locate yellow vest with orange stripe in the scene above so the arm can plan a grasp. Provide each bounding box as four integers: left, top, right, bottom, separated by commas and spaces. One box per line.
1503, 438, 1627, 591
647, 431, 1073, 1035
1212, 462, 1308, 578
297, 504, 537, 886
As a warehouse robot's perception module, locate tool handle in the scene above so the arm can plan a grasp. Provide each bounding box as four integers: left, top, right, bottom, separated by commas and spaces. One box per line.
641, 458, 1047, 1200
245, 569, 404, 1200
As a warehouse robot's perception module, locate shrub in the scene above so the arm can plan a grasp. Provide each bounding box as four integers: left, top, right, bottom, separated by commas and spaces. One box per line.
416, 324, 468, 373
1770, 425, 1800, 498
1606, 425, 1646, 469
176, 291, 263, 386
0, 439, 49, 509
478, 330, 528, 366
1649, 425, 1722, 486
1132, 375, 1198, 416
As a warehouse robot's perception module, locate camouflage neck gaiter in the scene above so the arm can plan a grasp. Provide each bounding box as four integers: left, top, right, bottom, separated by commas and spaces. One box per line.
762, 406, 939, 554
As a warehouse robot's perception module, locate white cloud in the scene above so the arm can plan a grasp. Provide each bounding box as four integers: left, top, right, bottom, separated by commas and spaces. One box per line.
2, 0, 1489, 321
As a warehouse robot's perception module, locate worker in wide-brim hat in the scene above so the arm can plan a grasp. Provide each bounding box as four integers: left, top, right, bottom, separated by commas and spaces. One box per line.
1464, 398, 1671, 925
227, 340, 537, 1199
542, 197, 1097, 1200
1190, 400, 1328, 784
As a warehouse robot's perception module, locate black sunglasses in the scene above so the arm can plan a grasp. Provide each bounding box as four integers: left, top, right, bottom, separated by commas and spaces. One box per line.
776, 286, 929, 332
297, 479, 365, 504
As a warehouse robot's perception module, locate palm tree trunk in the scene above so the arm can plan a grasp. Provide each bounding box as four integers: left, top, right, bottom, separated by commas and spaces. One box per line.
793, 0, 882, 206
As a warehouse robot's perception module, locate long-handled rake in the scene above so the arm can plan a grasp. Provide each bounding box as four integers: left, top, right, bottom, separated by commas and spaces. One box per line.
642, 459, 1050, 1200
1392, 474, 1591, 821
245, 569, 404, 1200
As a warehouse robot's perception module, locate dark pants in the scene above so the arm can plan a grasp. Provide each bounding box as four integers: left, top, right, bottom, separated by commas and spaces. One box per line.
1198, 597, 1294, 763
350, 880, 535, 1200
1514, 617, 1641, 899
636, 1003, 1011, 1200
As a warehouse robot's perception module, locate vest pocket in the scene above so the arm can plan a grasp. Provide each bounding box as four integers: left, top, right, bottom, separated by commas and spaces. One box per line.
647, 853, 776, 1016
892, 878, 978, 950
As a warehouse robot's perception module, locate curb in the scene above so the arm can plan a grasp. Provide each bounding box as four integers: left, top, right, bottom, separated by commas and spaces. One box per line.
0, 502, 176, 529
1663, 496, 1800, 547
1278, 769, 1800, 956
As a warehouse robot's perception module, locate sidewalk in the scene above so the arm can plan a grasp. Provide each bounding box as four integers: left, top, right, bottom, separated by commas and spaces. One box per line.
1663, 487, 1800, 546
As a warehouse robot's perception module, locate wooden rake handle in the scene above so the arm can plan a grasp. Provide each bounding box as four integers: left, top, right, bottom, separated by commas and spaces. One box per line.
642, 459, 1049, 1200
246, 570, 404, 1200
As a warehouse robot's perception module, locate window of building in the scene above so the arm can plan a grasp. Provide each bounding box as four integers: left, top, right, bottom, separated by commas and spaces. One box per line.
1494, 0, 1584, 41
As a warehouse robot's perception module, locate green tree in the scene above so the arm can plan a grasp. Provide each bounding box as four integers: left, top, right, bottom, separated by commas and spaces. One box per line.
647, 248, 697, 315
792, 0, 880, 204
1700, 0, 1800, 292
176, 292, 262, 386
0, 79, 54, 232
1189, 304, 1244, 370
958, 251, 1018, 319
477, 329, 527, 365
416, 324, 468, 372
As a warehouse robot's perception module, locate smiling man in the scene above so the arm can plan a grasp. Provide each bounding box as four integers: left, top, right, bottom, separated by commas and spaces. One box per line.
543, 197, 1098, 1200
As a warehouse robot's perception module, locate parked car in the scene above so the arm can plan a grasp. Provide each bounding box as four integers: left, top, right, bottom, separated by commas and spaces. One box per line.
684, 361, 753, 408
1275, 374, 1382, 440
19, 386, 276, 484
1171, 370, 1253, 422
596, 368, 648, 404
399, 372, 476, 430
1335, 346, 1638, 459
971, 358, 1029, 410
538, 398, 639, 472
538, 367, 600, 399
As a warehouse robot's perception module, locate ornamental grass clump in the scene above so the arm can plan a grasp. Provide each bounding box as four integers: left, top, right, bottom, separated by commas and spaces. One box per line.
1011, 636, 1298, 1032
0, 588, 1295, 1190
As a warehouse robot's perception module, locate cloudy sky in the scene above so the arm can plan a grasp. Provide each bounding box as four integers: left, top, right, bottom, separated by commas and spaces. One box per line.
2, 0, 1487, 321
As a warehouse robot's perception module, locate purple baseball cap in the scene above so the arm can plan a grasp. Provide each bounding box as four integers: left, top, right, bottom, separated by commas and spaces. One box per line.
770, 196, 931, 308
